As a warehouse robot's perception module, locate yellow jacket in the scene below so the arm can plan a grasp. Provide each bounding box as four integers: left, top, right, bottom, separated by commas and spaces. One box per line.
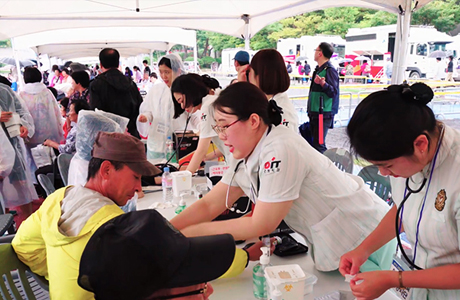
12, 187, 124, 300
12, 187, 248, 299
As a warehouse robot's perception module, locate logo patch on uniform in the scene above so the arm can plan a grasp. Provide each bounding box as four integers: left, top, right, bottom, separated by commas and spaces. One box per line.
282, 118, 289, 127
434, 189, 447, 211
201, 113, 207, 122
263, 157, 281, 174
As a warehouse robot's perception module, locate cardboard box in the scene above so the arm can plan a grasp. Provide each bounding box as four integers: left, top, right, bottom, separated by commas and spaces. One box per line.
173, 130, 199, 165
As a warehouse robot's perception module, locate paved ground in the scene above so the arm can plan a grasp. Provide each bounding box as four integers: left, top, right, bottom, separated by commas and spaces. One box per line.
326, 118, 460, 151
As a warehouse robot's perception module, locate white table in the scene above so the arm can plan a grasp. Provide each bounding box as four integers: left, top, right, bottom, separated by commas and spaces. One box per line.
138, 178, 399, 300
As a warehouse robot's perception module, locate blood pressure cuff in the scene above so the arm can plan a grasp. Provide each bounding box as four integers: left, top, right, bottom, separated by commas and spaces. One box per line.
270, 233, 308, 257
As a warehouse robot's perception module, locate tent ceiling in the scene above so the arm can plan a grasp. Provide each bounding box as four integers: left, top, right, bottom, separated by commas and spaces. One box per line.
0, 0, 434, 39
12, 27, 197, 59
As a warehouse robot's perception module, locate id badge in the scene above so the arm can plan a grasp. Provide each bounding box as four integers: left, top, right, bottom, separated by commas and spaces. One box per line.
156, 122, 167, 134
390, 255, 412, 300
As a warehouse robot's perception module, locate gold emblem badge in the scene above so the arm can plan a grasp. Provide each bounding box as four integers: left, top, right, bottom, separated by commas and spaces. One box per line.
435, 189, 447, 211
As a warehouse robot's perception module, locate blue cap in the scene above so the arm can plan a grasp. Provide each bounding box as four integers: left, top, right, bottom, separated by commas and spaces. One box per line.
234, 51, 250, 64
164, 167, 170, 173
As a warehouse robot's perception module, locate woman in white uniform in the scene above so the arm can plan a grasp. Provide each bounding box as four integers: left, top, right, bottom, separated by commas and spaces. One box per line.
340, 83, 460, 299
171, 82, 394, 272
246, 49, 298, 132
171, 73, 224, 173
137, 54, 187, 159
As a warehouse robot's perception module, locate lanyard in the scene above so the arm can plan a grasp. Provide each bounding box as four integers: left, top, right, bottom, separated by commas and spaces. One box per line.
398, 129, 443, 268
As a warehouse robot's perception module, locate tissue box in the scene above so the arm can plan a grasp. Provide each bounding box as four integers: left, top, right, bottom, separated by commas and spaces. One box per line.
171, 171, 192, 197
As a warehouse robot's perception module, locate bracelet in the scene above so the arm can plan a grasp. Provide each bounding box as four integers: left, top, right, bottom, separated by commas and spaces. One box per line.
398, 271, 405, 288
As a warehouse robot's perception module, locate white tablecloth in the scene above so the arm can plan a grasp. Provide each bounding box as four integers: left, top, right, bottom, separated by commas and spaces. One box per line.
138, 178, 399, 300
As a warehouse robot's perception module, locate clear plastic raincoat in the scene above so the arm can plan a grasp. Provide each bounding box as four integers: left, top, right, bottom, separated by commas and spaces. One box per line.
137, 54, 188, 160
20, 82, 63, 175
0, 83, 38, 208
67, 110, 128, 186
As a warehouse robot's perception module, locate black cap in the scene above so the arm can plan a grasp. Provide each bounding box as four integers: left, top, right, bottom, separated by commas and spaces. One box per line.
78, 210, 236, 300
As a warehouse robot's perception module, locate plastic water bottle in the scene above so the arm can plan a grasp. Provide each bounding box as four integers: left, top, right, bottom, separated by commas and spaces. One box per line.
162, 167, 173, 203
253, 247, 271, 299
165, 136, 177, 163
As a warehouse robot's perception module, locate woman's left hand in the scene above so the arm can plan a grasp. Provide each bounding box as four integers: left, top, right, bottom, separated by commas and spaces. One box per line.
350, 271, 397, 300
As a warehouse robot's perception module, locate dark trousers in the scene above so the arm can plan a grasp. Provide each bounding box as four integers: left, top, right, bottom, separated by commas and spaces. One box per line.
308, 115, 334, 154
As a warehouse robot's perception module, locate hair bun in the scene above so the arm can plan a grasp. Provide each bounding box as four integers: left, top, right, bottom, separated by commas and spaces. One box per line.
409, 82, 434, 105
268, 99, 283, 126
386, 82, 433, 105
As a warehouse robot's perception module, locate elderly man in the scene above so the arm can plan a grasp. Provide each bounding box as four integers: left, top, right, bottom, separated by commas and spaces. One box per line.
12, 132, 160, 300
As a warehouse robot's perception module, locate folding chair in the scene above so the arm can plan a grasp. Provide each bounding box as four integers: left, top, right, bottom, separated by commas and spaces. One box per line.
358, 165, 392, 205
37, 174, 55, 197
0, 195, 15, 236
323, 148, 354, 174
57, 154, 73, 186
0, 243, 49, 300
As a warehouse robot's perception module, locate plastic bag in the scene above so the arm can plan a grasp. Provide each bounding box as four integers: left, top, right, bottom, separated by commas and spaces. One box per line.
95, 109, 129, 132
30, 144, 56, 169
0, 128, 14, 179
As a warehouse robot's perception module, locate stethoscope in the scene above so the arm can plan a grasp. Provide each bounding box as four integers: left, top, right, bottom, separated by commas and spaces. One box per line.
224, 126, 272, 214
394, 126, 444, 270
224, 160, 252, 214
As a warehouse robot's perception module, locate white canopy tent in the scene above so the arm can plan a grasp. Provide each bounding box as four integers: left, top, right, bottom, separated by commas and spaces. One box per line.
12, 27, 198, 69
0, 0, 434, 83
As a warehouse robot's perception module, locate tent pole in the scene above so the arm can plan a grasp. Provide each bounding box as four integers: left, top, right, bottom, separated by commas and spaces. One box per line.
193, 30, 198, 73
150, 49, 153, 68
10, 37, 23, 87
242, 14, 250, 51
393, 0, 412, 84
392, 13, 402, 84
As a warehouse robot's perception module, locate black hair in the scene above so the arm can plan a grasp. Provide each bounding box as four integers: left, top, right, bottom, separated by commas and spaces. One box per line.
87, 158, 126, 181
212, 82, 282, 126
150, 72, 158, 79
158, 57, 172, 70
318, 42, 334, 59
0, 75, 12, 87
436, 57, 442, 61
133, 66, 139, 71
347, 82, 436, 161
99, 48, 120, 69
143, 60, 148, 64
47, 86, 57, 100
70, 99, 91, 115
71, 71, 90, 88
60, 97, 69, 110
62, 67, 70, 75
51, 65, 60, 72
171, 73, 215, 118
250, 49, 290, 95
24, 67, 42, 84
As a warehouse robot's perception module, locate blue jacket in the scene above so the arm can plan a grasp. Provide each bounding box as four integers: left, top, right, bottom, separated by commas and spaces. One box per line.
308, 61, 339, 116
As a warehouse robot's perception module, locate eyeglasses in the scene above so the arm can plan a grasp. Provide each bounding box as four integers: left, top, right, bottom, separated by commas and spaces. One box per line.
211, 119, 240, 136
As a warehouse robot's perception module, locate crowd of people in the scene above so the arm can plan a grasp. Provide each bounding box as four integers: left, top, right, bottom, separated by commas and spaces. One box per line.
1, 43, 459, 300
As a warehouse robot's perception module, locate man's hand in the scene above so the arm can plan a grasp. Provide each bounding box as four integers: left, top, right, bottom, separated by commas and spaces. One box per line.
0, 111, 13, 122
246, 238, 277, 261
138, 114, 148, 123
19, 126, 28, 138
314, 75, 326, 87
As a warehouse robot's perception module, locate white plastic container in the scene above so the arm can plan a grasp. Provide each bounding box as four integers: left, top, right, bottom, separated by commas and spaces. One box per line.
264, 264, 317, 300
171, 170, 192, 197
5, 113, 21, 138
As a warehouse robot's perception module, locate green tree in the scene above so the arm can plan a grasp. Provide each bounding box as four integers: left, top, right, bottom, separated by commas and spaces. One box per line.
413, 0, 460, 33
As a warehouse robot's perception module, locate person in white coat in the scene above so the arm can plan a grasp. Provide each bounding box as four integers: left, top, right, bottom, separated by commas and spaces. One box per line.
238, 49, 299, 133
171, 73, 224, 173
340, 82, 460, 299
137, 54, 188, 160
171, 82, 394, 272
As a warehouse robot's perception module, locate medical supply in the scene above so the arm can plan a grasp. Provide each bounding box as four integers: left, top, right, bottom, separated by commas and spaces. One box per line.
162, 167, 173, 203
171, 170, 192, 197
175, 199, 187, 214
253, 246, 271, 299
165, 136, 177, 164
314, 290, 355, 300
265, 264, 317, 300
344, 274, 356, 283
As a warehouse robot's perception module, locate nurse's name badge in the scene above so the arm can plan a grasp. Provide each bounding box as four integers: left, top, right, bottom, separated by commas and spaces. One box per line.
434, 189, 447, 211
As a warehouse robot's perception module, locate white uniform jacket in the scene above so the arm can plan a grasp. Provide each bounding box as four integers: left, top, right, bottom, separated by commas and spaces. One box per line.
391, 125, 460, 299
222, 125, 389, 271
